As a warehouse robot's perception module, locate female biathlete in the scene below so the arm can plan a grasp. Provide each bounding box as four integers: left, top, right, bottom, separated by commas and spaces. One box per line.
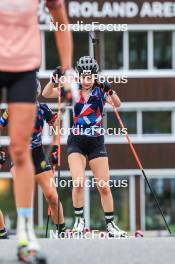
42, 57, 127, 238
0, 81, 66, 235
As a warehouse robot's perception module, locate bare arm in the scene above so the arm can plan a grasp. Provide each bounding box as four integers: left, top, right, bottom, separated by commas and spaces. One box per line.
48, 3, 73, 71
42, 81, 59, 98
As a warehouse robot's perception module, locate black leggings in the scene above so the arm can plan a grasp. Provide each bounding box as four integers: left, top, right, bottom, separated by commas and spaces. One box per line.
67, 134, 107, 161
0, 70, 37, 103
11, 146, 52, 175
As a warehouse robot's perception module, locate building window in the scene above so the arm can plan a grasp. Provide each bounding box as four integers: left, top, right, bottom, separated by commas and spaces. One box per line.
129, 32, 147, 69
73, 32, 89, 66
145, 178, 175, 230
45, 31, 89, 70
154, 31, 172, 69
45, 31, 59, 70
142, 111, 172, 134
103, 32, 123, 70
107, 112, 137, 135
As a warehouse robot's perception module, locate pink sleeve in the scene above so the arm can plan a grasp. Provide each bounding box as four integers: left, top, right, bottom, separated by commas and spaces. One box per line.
46, 0, 63, 9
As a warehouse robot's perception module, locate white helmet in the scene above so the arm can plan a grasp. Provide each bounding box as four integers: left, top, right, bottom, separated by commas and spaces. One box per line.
76, 56, 99, 75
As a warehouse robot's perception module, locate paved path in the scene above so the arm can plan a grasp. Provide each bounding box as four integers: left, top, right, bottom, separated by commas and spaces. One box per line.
0, 237, 174, 264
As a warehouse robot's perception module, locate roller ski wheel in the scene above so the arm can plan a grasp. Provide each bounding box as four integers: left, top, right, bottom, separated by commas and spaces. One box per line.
135, 230, 144, 238
99, 231, 108, 238
82, 228, 91, 238
83, 228, 90, 234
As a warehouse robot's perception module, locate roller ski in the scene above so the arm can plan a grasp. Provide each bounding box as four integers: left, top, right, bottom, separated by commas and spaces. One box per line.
17, 223, 47, 264
17, 239, 47, 264
0, 227, 9, 239
106, 221, 128, 238
72, 217, 85, 238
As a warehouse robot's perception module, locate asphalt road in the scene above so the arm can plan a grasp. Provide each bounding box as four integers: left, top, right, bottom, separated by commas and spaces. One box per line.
0, 237, 174, 264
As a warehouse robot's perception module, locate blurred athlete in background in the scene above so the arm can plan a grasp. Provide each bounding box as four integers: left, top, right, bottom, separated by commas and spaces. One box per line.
0, 148, 5, 170
0, 0, 73, 262
0, 144, 8, 239
0, 104, 7, 239
0, 210, 8, 239
0, 80, 66, 236
0, 150, 8, 239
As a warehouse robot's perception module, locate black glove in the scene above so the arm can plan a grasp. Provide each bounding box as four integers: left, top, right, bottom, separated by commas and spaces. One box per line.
103, 81, 113, 96
47, 112, 57, 126
52, 66, 63, 84
50, 145, 58, 165
0, 149, 6, 166
95, 80, 113, 96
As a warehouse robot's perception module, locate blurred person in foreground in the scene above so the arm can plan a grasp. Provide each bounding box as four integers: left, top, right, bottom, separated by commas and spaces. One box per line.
0, 0, 73, 262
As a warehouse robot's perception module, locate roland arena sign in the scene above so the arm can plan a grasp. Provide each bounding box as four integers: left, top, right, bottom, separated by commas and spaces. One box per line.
39, 0, 175, 24
69, 1, 175, 18
66, 0, 175, 24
